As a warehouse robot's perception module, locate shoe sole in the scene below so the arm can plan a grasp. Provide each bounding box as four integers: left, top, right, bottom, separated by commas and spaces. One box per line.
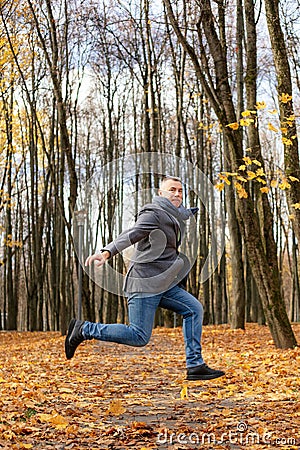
186, 373, 225, 381
65, 319, 77, 360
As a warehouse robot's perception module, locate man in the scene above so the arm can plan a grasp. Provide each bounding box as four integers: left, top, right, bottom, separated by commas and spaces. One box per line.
65, 176, 225, 381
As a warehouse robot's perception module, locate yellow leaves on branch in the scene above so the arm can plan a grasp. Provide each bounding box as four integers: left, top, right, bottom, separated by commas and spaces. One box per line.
219, 174, 231, 185
241, 109, 256, 117
240, 118, 254, 126
278, 179, 291, 190
215, 157, 300, 198
234, 182, 248, 198
3, 234, 23, 248
226, 97, 297, 148
282, 137, 293, 146
260, 186, 270, 194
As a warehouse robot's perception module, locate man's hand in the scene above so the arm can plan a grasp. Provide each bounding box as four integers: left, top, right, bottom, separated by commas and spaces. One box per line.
85, 251, 110, 267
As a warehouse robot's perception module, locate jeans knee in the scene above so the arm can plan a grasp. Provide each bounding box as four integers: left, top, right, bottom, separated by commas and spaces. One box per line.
197, 302, 204, 317
135, 334, 150, 347
186, 301, 203, 322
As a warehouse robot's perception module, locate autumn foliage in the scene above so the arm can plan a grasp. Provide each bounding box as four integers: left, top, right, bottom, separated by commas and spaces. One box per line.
0, 324, 299, 449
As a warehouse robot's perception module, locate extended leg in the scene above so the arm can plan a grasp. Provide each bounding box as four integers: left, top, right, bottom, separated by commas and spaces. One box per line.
65, 295, 161, 359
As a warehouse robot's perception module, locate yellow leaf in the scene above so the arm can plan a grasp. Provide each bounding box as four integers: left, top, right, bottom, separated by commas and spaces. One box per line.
219, 174, 231, 185
289, 176, 300, 182
270, 179, 278, 188
257, 177, 267, 184
247, 171, 257, 180
280, 93, 292, 103
223, 172, 238, 176
281, 127, 288, 135
238, 189, 248, 199
252, 159, 262, 166
255, 101, 267, 110
279, 179, 291, 190
37, 413, 53, 422
37, 412, 69, 429
286, 114, 295, 121
238, 164, 246, 171
282, 137, 293, 146
291, 203, 300, 209
234, 182, 248, 198
243, 156, 252, 165
240, 118, 254, 126
237, 175, 248, 182
215, 182, 225, 192
268, 122, 279, 132
268, 109, 278, 114
226, 122, 239, 130
106, 399, 126, 416
256, 168, 265, 176
51, 414, 69, 429
260, 187, 270, 194
180, 385, 188, 399
241, 109, 252, 117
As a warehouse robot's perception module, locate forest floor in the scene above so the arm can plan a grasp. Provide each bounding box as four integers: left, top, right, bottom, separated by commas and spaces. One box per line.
0, 323, 299, 450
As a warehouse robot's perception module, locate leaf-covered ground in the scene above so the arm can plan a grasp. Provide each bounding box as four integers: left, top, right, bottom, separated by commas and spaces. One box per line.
0, 323, 299, 449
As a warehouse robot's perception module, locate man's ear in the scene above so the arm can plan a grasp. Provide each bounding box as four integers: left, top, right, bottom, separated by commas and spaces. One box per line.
158, 189, 162, 196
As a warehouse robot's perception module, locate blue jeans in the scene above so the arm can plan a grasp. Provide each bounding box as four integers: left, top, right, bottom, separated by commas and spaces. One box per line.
82, 285, 204, 368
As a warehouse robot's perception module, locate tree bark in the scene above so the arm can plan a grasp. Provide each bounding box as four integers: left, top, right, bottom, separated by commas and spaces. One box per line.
264, 0, 300, 242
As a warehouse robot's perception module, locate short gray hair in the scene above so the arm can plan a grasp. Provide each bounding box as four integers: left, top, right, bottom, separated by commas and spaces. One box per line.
160, 175, 182, 186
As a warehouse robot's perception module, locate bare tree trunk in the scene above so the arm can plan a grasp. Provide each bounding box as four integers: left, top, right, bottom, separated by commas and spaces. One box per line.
4, 85, 16, 329
264, 0, 300, 242
227, 0, 245, 330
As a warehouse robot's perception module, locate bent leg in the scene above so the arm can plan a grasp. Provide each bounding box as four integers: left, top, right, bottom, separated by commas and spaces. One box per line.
160, 286, 204, 368
82, 295, 161, 347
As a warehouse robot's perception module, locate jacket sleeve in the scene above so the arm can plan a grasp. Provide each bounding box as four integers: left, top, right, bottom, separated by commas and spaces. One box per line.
101, 210, 160, 258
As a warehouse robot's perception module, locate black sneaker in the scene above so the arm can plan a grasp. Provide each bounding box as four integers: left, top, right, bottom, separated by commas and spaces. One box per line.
65, 319, 85, 360
187, 363, 225, 380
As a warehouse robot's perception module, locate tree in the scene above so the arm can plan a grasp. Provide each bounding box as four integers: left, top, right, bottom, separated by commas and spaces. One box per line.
163, 0, 297, 348
264, 0, 300, 243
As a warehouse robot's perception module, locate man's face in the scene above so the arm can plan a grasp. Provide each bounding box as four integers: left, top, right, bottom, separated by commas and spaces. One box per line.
158, 179, 183, 208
